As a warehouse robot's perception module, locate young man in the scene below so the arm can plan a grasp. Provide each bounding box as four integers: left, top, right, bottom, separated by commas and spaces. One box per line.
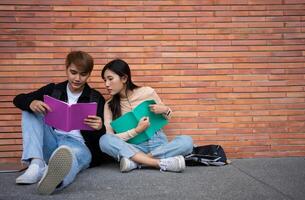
13, 51, 110, 195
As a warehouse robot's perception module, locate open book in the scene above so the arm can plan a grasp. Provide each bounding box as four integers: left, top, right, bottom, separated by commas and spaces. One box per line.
44, 95, 97, 132
110, 100, 168, 144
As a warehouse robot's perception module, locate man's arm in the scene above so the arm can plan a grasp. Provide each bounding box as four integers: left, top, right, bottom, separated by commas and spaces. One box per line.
13, 83, 55, 112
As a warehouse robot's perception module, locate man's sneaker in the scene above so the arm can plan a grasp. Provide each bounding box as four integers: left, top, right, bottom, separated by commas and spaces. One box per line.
120, 157, 138, 173
37, 146, 73, 195
159, 155, 186, 172
16, 163, 45, 184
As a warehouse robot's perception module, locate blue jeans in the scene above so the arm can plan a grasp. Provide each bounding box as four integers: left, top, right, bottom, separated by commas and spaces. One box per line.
99, 130, 193, 161
21, 111, 92, 190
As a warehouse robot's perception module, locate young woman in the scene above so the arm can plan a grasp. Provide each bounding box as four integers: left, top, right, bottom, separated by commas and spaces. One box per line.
99, 59, 193, 173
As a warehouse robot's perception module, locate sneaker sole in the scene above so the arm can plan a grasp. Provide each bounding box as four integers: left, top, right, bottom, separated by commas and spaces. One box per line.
16, 177, 39, 185
37, 147, 73, 195
16, 164, 45, 185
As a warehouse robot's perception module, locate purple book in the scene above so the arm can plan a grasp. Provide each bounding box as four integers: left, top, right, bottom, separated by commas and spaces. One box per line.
43, 95, 97, 132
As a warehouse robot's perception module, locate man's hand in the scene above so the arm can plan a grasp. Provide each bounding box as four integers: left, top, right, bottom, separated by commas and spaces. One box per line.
30, 100, 51, 114
84, 115, 103, 130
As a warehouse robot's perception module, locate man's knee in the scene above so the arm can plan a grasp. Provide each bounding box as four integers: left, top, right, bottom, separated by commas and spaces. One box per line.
59, 145, 92, 167
22, 110, 35, 119
22, 111, 43, 122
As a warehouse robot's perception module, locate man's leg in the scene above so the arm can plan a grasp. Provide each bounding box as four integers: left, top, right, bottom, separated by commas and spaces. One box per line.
16, 111, 57, 184
59, 136, 92, 189
37, 135, 92, 195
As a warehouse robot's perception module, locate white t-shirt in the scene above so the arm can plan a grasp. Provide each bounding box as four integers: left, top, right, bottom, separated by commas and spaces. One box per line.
54, 85, 85, 143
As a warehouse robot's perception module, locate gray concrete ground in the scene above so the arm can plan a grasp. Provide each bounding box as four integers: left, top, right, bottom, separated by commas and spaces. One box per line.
0, 157, 304, 200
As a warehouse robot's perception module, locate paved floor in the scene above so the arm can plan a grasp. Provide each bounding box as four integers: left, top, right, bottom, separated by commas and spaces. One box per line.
0, 157, 304, 200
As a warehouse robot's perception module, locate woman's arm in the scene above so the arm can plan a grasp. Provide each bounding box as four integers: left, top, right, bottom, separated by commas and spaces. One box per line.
104, 102, 140, 141
103, 88, 171, 141
150, 89, 172, 119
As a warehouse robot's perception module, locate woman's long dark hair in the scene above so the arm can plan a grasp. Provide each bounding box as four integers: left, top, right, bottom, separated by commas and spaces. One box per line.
101, 59, 138, 120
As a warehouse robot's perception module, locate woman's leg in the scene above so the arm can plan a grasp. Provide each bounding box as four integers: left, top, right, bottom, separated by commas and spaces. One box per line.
99, 134, 159, 170
129, 130, 193, 172
100, 132, 193, 172
100, 133, 140, 161
150, 130, 193, 159
129, 151, 159, 167
135, 130, 193, 172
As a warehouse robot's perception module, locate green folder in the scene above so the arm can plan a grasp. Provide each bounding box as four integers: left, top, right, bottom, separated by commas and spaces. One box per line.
110, 100, 168, 144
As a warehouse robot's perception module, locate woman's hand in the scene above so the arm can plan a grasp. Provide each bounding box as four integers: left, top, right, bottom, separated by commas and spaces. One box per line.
149, 104, 168, 114
135, 116, 150, 133
30, 100, 51, 114
84, 115, 103, 130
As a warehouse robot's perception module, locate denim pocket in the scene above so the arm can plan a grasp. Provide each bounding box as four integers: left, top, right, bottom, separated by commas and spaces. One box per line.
147, 130, 168, 150
155, 130, 168, 142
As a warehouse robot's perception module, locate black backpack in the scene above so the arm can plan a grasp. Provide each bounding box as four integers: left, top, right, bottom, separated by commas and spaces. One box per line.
185, 145, 228, 166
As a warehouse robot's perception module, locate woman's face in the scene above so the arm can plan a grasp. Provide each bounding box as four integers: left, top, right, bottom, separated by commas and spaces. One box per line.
103, 69, 127, 96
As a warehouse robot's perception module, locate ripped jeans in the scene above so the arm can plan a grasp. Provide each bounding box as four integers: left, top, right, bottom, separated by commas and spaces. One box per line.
99, 130, 193, 161
20, 111, 91, 190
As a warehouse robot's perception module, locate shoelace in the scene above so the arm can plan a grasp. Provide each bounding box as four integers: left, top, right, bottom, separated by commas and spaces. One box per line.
159, 159, 173, 172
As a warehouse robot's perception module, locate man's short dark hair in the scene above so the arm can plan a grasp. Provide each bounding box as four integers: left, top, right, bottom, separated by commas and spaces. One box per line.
65, 51, 94, 73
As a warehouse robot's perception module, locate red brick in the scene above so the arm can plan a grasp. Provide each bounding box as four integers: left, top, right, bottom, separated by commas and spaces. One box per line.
1, 1, 305, 162
253, 116, 287, 122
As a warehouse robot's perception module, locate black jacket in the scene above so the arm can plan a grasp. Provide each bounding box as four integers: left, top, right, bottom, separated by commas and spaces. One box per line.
13, 81, 112, 167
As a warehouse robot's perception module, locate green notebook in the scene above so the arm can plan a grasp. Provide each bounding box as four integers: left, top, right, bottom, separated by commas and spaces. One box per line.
110, 100, 168, 144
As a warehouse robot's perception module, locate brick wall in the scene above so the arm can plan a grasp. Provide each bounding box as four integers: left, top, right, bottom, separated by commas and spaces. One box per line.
0, 0, 305, 163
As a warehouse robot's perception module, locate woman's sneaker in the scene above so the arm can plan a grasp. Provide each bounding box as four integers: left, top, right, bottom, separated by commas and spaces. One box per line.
120, 157, 138, 173
37, 146, 73, 195
159, 155, 185, 172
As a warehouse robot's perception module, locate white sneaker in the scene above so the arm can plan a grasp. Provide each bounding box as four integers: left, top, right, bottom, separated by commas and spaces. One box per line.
37, 146, 73, 195
16, 163, 45, 184
120, 157, 138, 173
159, 155, 186, 172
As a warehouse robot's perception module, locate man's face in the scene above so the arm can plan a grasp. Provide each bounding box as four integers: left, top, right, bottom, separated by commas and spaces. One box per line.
66, 64, 91, 93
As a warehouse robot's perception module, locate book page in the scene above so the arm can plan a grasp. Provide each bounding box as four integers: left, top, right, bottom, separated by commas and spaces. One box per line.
111, 99, 168, 144
70, 102, 97, 131
44, 95, 97, 131
133, 100, 168, 139
44, 95, 69, 131
133, 100, 155, 121
110, 112, 138, 133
